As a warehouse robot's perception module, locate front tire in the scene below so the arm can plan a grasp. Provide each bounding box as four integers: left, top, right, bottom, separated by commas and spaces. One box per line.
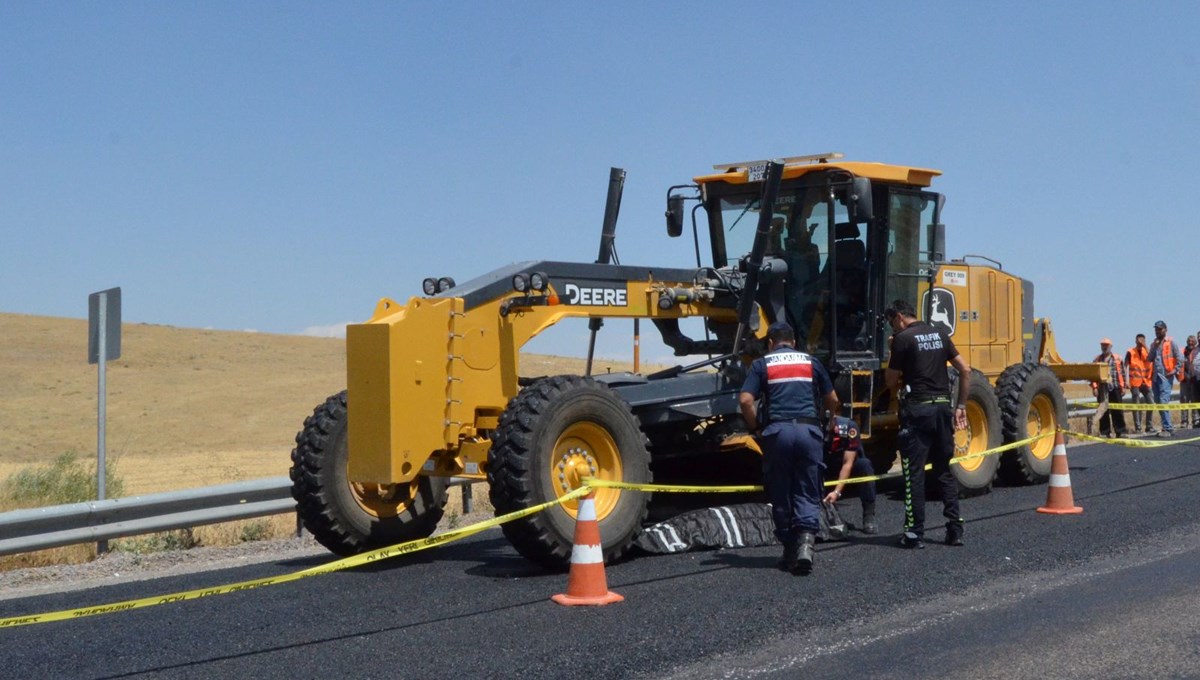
996, 363, 1067, 485
290, 391, 448, 556
488, 376, 651, 570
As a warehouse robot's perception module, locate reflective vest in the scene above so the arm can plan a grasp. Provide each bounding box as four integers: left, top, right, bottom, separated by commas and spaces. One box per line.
1093, 352, 1127, 390
1160, 337, 1179, 375
1125, 346, 1152, 388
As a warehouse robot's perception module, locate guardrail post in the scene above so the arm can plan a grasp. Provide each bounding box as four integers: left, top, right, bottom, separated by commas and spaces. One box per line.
462, 483, 473, 514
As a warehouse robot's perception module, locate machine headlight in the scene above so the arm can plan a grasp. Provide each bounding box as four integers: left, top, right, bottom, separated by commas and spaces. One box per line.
422, 278, 438, 296
529, 271, 549, 292
437, 277, 456, 293
512, 273, 530, 293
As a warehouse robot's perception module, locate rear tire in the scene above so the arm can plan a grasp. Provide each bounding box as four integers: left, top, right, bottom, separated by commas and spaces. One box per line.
996, 363, 1067, 485
488, 376, 651, 570
290, 391, 448, 556
952, 368, 1002, 497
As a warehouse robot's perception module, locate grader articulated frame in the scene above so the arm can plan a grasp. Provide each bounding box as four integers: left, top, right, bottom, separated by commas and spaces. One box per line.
290, 155, 1103, 568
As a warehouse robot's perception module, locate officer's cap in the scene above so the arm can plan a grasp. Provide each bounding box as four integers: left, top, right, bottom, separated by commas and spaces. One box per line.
768, 321, 793, 336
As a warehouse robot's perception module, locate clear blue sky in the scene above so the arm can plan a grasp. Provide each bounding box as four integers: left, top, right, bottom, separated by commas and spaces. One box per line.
3, 2, 1197, 364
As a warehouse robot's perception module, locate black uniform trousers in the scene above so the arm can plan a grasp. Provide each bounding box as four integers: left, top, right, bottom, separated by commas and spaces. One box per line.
898, 402, 962, 537
1098, 385, 1128, 437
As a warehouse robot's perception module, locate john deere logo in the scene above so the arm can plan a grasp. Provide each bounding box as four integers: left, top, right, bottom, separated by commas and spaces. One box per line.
922, 287, 956, 336
561, 281, 627, 307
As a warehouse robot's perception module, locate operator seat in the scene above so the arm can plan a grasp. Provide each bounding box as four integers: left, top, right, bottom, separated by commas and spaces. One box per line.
832, 222, 866, 276
830, 222, 868, 348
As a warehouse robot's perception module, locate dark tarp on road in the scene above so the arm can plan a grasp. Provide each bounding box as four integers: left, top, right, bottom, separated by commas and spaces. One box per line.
632, 503, 848, 555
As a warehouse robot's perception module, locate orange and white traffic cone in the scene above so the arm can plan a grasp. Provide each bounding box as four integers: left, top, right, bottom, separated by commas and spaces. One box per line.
551, 492, 624, 606
1037, 430, 1083, 515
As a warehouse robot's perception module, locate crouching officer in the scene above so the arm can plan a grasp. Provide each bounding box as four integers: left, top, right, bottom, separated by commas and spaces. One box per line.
884, 299, 971, 548
823, 416, 878, 534
740, 321, 839, 574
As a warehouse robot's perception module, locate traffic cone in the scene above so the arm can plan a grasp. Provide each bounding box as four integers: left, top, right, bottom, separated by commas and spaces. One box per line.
1037, 430, 1083, 515
551, 492, 624, 606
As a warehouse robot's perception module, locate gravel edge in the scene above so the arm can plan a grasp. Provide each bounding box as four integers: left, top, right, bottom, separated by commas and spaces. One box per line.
0, 507, 499, 604
0, 536, 328, 603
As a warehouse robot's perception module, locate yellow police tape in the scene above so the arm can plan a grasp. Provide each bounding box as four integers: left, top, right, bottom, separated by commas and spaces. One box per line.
1063, 430, 1200, 448
1079, 401, 1200, 411
588, 432, 1055, 493
0, 486, 592, 629
0, 429, 1114, 629
586, 480, 763, 493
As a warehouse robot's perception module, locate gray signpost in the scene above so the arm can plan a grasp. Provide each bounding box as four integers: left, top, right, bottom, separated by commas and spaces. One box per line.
88, 287, 122, 553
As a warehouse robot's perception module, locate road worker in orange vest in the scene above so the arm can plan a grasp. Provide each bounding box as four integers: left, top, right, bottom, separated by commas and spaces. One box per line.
1190, 334, 1200, 428
1184, 335, 1198, 429
1092, 339, 1128, 438
1148, 320, 1185, 437
1124, 333, 1155, 433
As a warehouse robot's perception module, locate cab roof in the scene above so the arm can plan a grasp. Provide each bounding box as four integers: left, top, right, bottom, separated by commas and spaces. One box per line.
694, 152, 941, 188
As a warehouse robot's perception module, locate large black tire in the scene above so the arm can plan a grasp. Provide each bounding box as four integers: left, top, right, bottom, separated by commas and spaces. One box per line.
996, 363, 1067, 485
290, 391, 448, 556
488, 376, 651, 570
952, 368, 1002, 497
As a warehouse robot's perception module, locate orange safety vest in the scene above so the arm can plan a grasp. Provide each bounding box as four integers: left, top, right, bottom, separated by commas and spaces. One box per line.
1093, 352, 1127, 390
1160, 337, 1178, 375
1126, 346, 1152, 388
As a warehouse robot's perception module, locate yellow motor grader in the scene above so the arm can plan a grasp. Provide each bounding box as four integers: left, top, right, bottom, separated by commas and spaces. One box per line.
290, 154, 1101, 568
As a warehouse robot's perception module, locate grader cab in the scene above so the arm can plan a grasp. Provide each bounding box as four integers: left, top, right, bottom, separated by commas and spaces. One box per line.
290, 154, 1102, 569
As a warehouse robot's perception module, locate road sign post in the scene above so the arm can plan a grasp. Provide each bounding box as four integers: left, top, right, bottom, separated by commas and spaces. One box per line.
89, 287, 122, 553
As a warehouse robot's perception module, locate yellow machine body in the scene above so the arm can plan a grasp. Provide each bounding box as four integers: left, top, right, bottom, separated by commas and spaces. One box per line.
293, 153, 1104, 564
346, 279, 741, 485
916, 261, 1103, 384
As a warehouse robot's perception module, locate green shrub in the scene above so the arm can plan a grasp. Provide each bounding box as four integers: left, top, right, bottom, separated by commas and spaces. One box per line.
0, 451, 124, 510
113, 529, 198, 555
239, 520, 270, 542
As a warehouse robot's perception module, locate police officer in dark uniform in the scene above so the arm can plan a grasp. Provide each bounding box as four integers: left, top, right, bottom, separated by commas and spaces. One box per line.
740, 321, 839, 574
884, 299, 971, 549
823, 416, 878, 534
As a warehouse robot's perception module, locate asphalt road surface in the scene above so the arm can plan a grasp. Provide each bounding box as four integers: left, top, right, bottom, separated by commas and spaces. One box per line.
3, 437, 1200, 679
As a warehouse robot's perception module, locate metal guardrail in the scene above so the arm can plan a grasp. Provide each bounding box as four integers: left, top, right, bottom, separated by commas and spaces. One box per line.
0, 391, 1192, 558
0, 476, 478, 558
0, 478, 295, 557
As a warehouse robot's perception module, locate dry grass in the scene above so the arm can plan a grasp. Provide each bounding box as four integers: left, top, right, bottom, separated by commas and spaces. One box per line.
0, 312, 656, 568
0, 312, 654, 494
0, 314, 347, 493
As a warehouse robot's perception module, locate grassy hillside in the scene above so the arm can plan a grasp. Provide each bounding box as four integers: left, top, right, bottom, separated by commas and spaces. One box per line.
0, 312, 647, 498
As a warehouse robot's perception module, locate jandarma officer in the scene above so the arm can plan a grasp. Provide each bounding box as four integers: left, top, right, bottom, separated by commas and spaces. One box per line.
824, 416, 878, 534
739, 321, 839, 574
884, 299, 971, 549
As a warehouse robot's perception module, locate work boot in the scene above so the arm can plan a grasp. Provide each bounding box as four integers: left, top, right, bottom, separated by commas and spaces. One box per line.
793, 532, 815, 575
946, 521, 965, 547
779, 541, 799, 572
899, 532, 925, 549
860, 502, 878, 535
1146, 426, 1158, 434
